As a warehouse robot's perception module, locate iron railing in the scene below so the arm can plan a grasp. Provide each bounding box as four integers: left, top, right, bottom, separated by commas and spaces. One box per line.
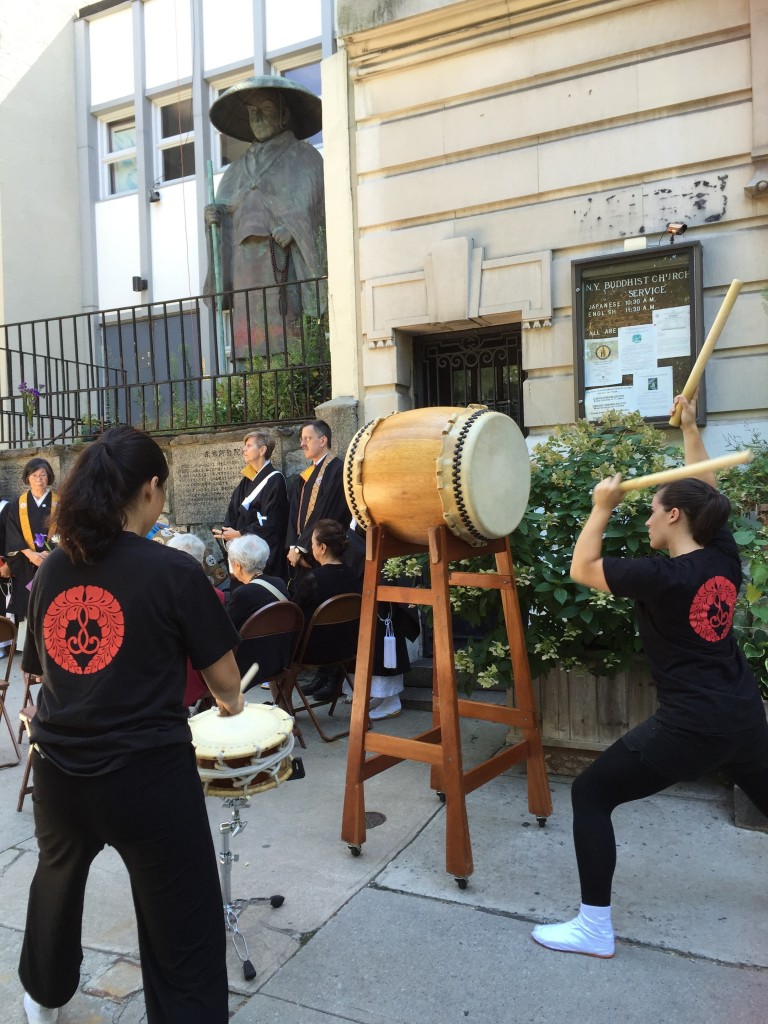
0, 277, 330, 448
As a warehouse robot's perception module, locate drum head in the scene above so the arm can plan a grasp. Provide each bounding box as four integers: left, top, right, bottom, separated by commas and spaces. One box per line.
437, 408, 531, 544
189, 703, 294, 759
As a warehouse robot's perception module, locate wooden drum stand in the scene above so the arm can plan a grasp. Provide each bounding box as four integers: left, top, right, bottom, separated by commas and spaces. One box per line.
342, 524, 553, 887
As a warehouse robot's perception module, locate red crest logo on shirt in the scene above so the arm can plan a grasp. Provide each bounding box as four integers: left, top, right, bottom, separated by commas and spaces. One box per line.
688, 575, 737, 643
43, 586, 125, 674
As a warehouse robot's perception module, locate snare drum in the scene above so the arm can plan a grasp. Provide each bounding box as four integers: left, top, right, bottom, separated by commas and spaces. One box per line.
343, 405, 531, 547
189, 704, 295, 797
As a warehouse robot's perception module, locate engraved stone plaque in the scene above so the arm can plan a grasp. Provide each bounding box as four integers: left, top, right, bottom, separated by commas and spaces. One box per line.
171, 440, 245, 526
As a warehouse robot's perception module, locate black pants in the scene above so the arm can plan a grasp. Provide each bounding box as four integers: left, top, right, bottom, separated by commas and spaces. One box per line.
572, 715, 768, 906
19, 745, 228, 1022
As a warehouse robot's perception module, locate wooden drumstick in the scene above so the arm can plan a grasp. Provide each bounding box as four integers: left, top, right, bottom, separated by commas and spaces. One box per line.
669, 279, 742, 427
240, 662, 260, 693
618, 450, 752, 492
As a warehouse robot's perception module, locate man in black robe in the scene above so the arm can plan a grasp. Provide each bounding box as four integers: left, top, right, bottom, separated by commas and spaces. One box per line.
286, 419, 349, 591
213, 430, 288, 579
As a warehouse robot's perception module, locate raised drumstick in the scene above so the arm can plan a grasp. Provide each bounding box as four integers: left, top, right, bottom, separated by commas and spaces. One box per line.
669, 279, 742, 427
618, 450, 752, 492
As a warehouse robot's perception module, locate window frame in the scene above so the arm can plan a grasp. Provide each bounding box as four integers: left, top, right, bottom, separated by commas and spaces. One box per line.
100, 107, 138, 198
154, 91, 196, 184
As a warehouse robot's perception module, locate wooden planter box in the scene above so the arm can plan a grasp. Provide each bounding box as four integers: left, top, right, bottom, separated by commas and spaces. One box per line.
509, 662, 658, 752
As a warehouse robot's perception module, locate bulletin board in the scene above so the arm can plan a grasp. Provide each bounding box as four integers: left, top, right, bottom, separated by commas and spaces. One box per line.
572, 241, 704, 426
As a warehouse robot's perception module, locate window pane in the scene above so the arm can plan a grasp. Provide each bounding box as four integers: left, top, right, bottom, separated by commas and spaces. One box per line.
283, 63, 322, 146
221, 134, 250, 167
162, 141, 195, 181
161, 98, 194, 139
110, 157, 138, 193
283, 62, 321, 95
109, 118, 136, 153
480, 366, 495, 404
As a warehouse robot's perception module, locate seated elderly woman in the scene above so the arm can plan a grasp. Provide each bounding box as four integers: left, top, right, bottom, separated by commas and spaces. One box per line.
166, 533, 226, 709
227, 534, 291, 694
226, 534, 289, 632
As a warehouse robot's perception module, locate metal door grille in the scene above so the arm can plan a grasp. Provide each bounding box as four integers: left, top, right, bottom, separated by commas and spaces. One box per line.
415, 326, 524, 427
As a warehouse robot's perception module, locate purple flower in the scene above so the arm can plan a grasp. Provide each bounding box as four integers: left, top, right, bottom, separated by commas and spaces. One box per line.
34, 533, 47, 549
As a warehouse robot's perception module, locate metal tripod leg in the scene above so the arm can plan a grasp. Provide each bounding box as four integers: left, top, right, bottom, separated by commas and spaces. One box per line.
218, 797, 284, 981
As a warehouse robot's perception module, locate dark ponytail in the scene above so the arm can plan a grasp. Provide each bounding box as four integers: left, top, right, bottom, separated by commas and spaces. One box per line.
53, 426, 168, 565
657, 478, 731, 546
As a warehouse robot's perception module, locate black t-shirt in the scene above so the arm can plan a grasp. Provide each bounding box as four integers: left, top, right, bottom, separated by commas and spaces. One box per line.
23, 533, 240, 774
603, 528, 763, 734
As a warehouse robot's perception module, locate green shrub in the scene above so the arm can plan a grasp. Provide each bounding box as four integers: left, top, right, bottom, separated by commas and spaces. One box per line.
385, 414, 768, 701
385, 411, 682, 693
721, 431, 768, 699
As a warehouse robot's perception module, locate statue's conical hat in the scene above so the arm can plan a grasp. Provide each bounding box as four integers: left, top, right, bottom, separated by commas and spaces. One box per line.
209, 75, 322, 142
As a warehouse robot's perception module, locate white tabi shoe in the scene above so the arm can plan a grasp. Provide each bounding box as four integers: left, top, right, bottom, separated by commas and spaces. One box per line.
369, 695, 402, 720
531, 904, 615, 958
23, 992, 59, 1023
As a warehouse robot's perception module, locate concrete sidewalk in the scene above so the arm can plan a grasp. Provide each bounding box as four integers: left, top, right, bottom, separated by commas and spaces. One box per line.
0, 651, 766, 1024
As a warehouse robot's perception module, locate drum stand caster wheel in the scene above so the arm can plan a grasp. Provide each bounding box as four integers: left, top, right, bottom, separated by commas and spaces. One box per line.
536, 817, 547, 828
436, 791, 446, 803
455, 877, 469, 890
348, 844, 362, 857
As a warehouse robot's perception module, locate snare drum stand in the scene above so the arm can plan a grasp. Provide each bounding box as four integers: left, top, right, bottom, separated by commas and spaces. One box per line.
218, 796, 284, 981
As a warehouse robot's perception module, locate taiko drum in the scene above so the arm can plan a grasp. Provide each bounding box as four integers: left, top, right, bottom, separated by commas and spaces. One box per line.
343, 405, 531, 547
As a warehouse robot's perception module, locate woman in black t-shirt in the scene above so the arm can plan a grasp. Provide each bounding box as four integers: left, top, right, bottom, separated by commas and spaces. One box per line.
292, 519, 361, 701
532, 396, 768, 960
18, 427, 243, 1024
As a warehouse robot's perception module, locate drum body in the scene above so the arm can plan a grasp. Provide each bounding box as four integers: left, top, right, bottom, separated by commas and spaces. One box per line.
343, 405, 531, 547
189, 704, 295, 797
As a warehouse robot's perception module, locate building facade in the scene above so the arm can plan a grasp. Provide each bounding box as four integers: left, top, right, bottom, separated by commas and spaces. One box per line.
325, 0, 768, 450
0, 0, 766, 452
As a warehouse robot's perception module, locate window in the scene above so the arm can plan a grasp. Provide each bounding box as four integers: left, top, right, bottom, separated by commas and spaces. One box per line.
157, 96, 195, 182
103, 115, 137, 195
281, 62, 322, 147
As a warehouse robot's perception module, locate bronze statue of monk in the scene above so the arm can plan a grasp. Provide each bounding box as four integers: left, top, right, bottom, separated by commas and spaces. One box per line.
205, 76, 326, 361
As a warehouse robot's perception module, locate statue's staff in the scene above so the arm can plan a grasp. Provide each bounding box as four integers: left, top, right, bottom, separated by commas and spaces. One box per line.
206, 159, 227, 370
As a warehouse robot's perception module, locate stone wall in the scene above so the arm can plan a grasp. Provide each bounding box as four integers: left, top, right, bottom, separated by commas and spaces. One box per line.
0, 397, 360, 558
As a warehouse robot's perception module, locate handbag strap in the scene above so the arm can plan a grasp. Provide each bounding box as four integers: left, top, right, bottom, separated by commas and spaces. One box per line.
247, 577, 288, 602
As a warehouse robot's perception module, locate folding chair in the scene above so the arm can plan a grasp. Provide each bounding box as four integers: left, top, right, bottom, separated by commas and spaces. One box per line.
237, 601, 306, 748
0, 616, 20, 768
283, 593, 362, 743
17, 704, 35, 811
17, 671, 43, 743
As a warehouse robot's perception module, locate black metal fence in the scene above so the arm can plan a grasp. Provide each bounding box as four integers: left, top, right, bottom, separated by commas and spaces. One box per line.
0, 278, 330, 448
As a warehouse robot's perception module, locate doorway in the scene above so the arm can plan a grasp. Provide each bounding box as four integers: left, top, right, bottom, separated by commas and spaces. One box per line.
413, 325, 525, 428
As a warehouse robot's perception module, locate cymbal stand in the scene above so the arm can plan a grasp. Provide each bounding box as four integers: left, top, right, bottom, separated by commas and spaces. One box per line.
217, 795, 284, 981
